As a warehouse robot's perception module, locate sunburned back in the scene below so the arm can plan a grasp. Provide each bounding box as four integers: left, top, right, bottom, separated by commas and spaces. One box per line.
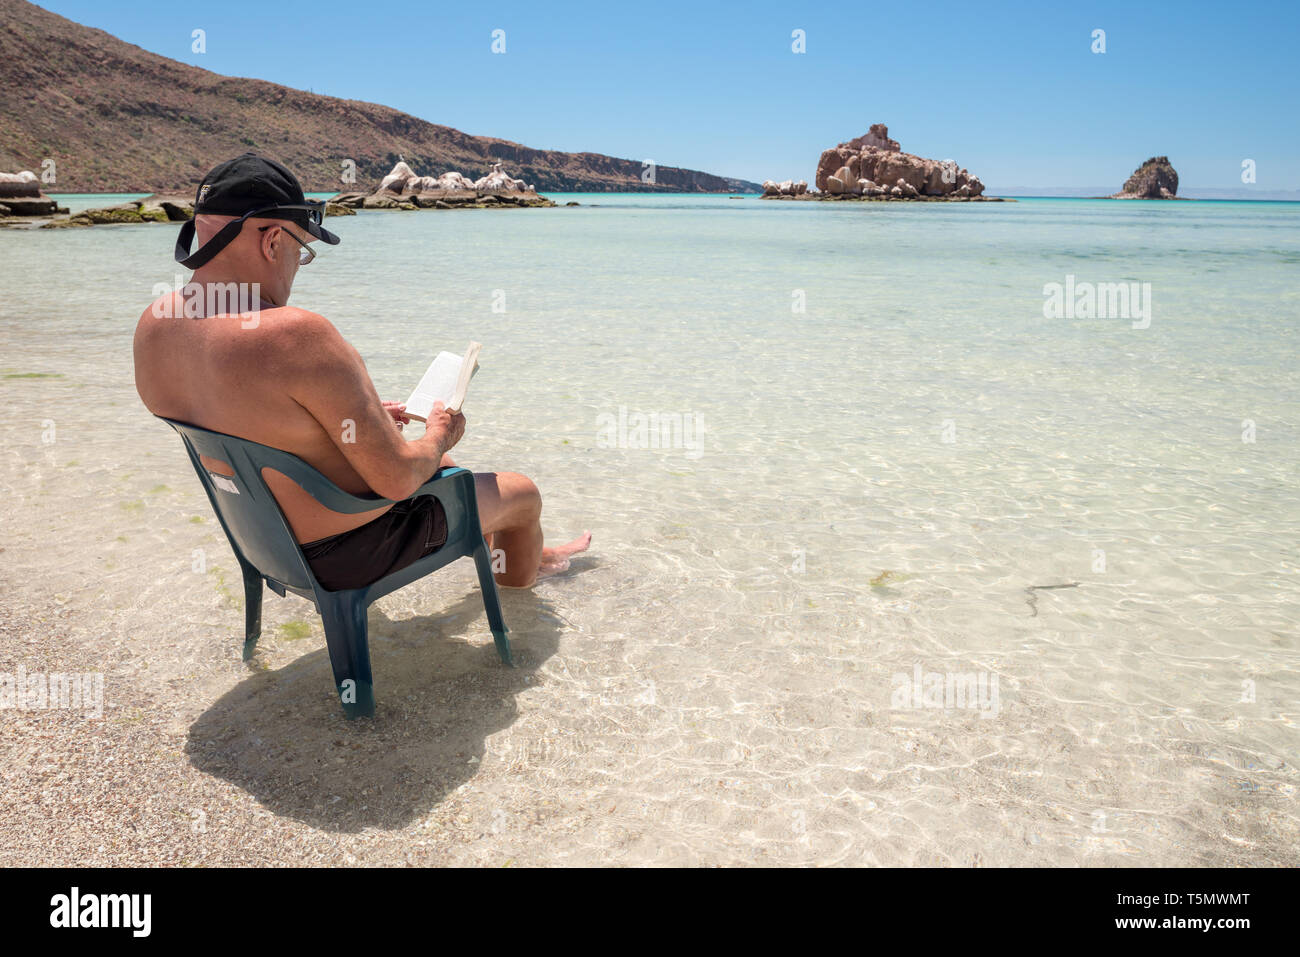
133, 291, 391, 542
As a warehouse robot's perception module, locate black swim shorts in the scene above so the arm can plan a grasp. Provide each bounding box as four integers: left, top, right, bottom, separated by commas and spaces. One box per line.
300, 495, 448, 591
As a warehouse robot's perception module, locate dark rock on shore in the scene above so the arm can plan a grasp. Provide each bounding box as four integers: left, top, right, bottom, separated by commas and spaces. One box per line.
1109, 156, 1184, 199
32, 192, 353, 230
36, 193, 193, 229
0, 170, 63, 215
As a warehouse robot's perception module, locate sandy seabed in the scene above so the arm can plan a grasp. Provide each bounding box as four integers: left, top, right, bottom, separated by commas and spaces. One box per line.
2, 396, 1294, 868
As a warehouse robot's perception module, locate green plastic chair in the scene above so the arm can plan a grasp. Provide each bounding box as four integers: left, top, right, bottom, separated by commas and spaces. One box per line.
159, 416, 510, 719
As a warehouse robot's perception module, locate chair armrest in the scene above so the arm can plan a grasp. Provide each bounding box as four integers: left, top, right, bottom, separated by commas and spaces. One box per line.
309, 468, 469, 513
280, 465, 470, 514
408, 466, 470, 501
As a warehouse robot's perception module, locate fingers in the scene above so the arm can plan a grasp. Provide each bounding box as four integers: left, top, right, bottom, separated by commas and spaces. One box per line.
422, 400, 465, 449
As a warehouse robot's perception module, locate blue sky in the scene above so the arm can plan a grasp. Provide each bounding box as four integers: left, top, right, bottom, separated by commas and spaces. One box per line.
33, 0, 1300, 188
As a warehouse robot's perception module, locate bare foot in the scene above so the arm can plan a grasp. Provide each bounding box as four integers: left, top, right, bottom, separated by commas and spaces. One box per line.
496, 532, 592, 588
537, 558, 571, 579
534, 532, 591, 579
541, 531, 591, 568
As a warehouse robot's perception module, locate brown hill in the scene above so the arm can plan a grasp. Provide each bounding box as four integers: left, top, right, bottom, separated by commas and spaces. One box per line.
0, 0, 758, 194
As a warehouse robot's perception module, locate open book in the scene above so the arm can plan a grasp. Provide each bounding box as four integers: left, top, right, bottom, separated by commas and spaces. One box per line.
403, 341, 481, 421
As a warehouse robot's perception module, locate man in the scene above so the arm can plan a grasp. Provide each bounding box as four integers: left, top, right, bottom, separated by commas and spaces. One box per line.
134, 153, 589, 590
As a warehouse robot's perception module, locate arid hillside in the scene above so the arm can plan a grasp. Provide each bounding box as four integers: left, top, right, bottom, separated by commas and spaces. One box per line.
0, 0, 758, 193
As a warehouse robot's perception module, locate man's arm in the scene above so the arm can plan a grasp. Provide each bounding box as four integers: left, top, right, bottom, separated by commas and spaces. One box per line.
280, 311, 464, 501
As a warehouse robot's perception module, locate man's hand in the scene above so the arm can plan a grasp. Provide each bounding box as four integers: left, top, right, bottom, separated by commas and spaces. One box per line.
424, 401, 465, 455
383, 401, 410, 431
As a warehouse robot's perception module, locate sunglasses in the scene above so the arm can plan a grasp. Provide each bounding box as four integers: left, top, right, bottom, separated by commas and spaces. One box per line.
257, 223, 316, 265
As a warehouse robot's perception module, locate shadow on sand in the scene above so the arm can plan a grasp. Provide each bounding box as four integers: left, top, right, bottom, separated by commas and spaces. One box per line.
186, 586, 563, 833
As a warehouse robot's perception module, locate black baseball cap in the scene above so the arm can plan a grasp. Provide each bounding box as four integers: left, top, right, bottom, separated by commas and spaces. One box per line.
174, 153, 340, 268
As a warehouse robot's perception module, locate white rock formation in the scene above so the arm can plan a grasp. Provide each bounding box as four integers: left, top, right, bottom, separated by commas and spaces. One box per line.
435, 171, 477, 190
376, 161, 530, 194
473, 162, 529, 192
379, 161, 417, 192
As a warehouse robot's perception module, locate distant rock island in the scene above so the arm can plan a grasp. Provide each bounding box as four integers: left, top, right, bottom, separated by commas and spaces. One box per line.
0, 0, 758, 194
763, 124, 1002, 202
1109, 156, 1186, 199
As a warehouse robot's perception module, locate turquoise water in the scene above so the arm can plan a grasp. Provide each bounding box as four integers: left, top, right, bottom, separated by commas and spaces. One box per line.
1, 194, 1297, 864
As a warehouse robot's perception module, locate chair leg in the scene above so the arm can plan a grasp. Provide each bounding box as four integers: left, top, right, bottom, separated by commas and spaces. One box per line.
238, 557, 263, 661
473, 538, 512, 666
317, 591, 375, 719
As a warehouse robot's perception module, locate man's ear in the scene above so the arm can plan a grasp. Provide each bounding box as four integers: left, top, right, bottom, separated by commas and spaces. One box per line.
260, 225, 278, 263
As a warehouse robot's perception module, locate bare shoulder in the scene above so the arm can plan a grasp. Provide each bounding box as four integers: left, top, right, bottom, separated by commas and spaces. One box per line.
260, 307, 365, 384
136, 291, 179, 330
265, 307, 354, 357
268, 305, 332, 327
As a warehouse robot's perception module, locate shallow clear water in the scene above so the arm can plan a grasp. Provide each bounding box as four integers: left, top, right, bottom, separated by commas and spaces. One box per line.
1, 194, 1297, 864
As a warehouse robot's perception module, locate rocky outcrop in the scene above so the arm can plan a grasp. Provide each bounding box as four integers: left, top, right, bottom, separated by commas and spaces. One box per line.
333, 160, 556, 210
761, 125, 1008, 203
135, 194, 195, 221
812, 125, 985, 198
37, 193, 190, 228
432, 172, 477, 191
377, 161, 418, 193
380, 160, 531, 194
473, 162, 530, 192
0, 170, 61, 215
762, 179, 808, 196
845, 123, 900, 153
0, 170, 40, 195
1109, 156, 1182, 199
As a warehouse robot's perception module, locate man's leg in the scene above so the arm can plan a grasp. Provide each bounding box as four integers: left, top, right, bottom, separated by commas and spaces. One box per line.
473, 471, 589, 587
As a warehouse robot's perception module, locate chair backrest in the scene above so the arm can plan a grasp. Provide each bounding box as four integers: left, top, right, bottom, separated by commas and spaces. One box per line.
159, 416, 391, 593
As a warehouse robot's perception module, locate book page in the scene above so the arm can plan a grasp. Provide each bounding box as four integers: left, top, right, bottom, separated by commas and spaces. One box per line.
404, 342, 481, 421
447, 341, 482, 413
